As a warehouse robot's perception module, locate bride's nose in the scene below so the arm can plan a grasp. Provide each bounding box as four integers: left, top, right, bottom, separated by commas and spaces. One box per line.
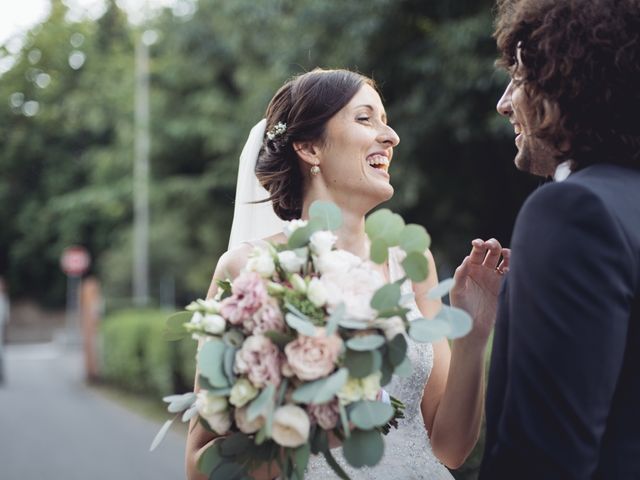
378, 124, 400, 147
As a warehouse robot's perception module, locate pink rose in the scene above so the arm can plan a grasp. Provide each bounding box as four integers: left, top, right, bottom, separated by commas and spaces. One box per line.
243, 297, 285, 335
220, 272, 268, 325
235, 335, 282, 388
307, 398, 340, 430
284, 328, 342, 381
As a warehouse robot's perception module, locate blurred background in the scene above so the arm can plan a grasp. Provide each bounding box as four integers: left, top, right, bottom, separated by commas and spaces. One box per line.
0, 0, 541, 478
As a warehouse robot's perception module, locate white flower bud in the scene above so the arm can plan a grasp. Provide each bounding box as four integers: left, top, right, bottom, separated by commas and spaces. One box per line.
229, 378, 259, 407
306, 277, 327, 307
246, 247, 276, 278
201, 314, 226, 335
309, 230, 337, 256
283, 219, 308, 238
277, 250, 306, 273
290, 273, 307, 294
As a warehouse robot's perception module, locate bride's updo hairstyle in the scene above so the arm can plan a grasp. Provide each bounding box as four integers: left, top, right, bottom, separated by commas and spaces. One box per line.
255, 68, 377, 220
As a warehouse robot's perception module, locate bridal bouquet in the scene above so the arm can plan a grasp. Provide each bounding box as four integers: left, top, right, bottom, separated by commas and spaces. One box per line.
151, 201, 471, 479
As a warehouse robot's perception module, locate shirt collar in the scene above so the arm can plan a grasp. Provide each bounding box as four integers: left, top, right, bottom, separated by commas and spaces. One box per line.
553, 160, 574, 182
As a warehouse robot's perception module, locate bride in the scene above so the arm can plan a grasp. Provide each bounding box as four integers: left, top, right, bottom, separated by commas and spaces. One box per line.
186, 68, 507, 479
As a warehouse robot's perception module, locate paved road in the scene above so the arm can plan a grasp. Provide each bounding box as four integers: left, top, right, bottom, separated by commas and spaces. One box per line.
0, 343, 187, 480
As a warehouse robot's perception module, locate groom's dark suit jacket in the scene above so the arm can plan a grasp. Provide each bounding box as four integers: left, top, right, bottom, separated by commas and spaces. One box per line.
479, 163, 640, 480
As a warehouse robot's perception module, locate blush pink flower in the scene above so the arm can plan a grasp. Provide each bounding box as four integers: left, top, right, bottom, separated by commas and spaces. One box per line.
284, 328, 342, 381
243, 297, 285, 335
220, 272, 268, 325
234, 335, 282, 388
307, 398, 340, 430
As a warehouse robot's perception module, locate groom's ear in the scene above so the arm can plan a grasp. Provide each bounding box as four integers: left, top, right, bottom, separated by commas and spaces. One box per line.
292, 141, 320, 167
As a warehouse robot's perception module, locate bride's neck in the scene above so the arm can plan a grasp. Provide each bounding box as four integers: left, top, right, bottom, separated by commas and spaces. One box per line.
301, 191, 370, 259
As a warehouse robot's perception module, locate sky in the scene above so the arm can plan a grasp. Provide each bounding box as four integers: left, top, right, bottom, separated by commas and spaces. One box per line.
0, 0, 187, 45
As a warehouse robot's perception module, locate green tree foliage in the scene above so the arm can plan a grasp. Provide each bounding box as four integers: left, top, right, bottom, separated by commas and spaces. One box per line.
0, 0, 537, 307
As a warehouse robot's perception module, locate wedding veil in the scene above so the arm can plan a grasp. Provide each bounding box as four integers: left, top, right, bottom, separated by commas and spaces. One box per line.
227, 119, 285, 250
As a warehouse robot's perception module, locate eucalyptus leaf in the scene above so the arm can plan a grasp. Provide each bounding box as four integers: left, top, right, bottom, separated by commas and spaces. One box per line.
310, 427, 329, 455
436, 305, 473, 338
163, 311, 192, 341
387, 333, 408, 367
211, 462, 247, 479
338, 318, 369, 330
323, 448, 351, 480
427, 278, 456, 300
346, 334, 385, 351
263, 330, 296, 348
288, 219, 322, 249
293, 443, 311, 479
344, 349, 382, 379
343, 429, 384, 467
149, 416, 176, 452
182, 404, 199, 422
409, 317, 451, 343
248, 383, 276, 422
326, 303, 345, 336
285, 313, 316, 336
380, 356, 394, 386
401, 251, 429, 282
394, 354, 413, 377
365, 209, 405, 245
196, 442, 223, 476
339, 401, 351, 438
349, 400, 394, 429
369, 237, 389, 264
399, 224, 431, 253
198, 339, 229, 388
166, 392, 196, 413
370, 283, 401, 311
223, 329, 244, 348
223, 347, 237, 385
309, 200, 343, 230
219, 433, 252, 457
292, 368, 348, 404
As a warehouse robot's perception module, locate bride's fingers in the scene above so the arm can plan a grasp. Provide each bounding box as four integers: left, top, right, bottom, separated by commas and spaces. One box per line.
453, 256, 471, 285
482, 238, 502, 269
498, 248, 511, 273
468, 239, 487, 265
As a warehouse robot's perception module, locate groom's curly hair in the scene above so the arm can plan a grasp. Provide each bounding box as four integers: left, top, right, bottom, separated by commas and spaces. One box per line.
494, 0, 640, 169
255, 69, 376, 220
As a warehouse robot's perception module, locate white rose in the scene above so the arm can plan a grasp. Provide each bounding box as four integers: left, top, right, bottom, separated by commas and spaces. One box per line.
337, 377, 364, 404
283, 219, 308, 238
277, 250, 305, 273
196, 391, 231, 435
314, 249, 362, 275
234, 406, 265, 434
271, 404, 311, 448
377, 316, 406, 340
201, 314, 226, 335
306, 277, 327, 308
321, 265, 384, 322
246, 247, 276, 278
361, 372, 382, 401
309, 230, 337, 256
290, 273, 307, 294
229, 378, 258, 407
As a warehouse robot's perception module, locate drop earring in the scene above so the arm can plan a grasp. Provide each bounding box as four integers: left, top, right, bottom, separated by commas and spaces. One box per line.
310, 162, 320, 176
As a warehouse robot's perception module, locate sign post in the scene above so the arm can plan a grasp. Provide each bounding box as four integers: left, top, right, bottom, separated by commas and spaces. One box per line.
60, 246, 91, 345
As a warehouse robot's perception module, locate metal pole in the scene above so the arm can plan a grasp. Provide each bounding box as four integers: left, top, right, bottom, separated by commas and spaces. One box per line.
133, 33, 150, 306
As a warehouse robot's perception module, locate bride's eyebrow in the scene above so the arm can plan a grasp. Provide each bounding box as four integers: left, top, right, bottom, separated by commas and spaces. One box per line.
354, 104, 388, 123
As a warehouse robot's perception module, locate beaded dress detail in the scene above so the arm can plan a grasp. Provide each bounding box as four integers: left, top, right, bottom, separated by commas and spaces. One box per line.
305, 248, 453, 479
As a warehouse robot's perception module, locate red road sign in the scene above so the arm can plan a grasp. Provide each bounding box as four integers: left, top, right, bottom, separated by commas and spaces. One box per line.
60, 246, 91, 277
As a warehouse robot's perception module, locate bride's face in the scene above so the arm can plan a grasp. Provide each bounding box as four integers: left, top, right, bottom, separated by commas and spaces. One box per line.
314, 84, 400, 209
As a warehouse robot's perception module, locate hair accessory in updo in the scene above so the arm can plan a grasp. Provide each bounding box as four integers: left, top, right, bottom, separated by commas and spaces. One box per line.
266, 122, 287, 141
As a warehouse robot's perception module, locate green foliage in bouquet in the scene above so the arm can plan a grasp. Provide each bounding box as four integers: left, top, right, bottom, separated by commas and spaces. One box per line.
151, 201, 472, 479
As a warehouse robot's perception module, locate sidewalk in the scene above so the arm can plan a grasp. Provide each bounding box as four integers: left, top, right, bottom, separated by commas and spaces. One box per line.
0, 343, 187, 480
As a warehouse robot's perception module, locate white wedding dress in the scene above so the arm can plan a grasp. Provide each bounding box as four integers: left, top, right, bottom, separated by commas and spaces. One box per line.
305, 248, 454, 479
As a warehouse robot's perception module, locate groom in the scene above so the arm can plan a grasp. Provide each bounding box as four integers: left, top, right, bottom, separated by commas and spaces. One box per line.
478, 0, 640, 478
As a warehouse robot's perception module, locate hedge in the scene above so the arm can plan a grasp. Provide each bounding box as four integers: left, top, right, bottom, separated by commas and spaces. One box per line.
99, 308, 197, 397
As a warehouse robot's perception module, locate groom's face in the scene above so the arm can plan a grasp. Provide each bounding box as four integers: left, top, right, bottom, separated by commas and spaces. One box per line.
496, 49, 559, 177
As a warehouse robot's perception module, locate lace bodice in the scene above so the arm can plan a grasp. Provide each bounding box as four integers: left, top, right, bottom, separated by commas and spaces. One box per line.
305, 248, 453, 479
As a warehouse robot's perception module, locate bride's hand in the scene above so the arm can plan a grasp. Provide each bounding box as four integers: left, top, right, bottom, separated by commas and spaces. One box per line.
450, 238, 510, 343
